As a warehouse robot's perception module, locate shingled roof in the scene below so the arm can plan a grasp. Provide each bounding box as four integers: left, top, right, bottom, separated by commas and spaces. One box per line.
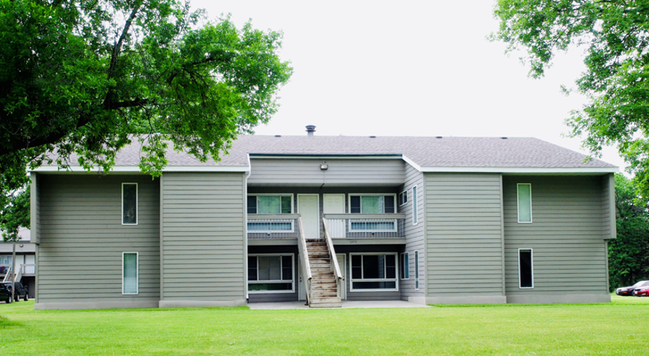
36, 135, 618, 173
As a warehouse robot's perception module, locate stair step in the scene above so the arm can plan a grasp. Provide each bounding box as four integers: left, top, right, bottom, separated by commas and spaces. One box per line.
310, 297, 342, 304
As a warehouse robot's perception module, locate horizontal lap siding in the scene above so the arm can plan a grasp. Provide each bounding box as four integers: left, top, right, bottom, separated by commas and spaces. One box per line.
37, 175, 160, 303
425, 173, 504, 296
503, 176, 608, 296
401, 164, 425, 298
161, 173, 245, 301
248, 159, 405, 185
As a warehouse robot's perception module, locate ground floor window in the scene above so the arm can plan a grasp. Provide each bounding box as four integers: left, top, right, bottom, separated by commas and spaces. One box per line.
400, 252, 409, 280
248, 254, 294, 293
122, 252, 138, 294
518, 249, 534, 288
415, 250, 419, 290
350, 253, 398, 291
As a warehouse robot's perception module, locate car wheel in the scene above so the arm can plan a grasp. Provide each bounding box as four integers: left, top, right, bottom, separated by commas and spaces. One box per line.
14, 294, 19, 302
6, 295, 12, 304
24, 294, 28, 301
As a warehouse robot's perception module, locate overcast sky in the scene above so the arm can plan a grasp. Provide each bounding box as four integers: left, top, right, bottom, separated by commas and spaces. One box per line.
191, 0, 625, 170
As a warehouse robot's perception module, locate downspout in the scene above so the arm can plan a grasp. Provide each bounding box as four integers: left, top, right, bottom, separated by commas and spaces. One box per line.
244, 154, 252, 301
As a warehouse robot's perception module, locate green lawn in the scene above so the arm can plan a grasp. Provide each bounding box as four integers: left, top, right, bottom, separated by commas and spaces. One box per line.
1, 296, 648, 355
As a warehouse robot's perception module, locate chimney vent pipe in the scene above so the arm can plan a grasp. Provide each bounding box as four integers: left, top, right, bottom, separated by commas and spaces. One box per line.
306, 125, 316, 136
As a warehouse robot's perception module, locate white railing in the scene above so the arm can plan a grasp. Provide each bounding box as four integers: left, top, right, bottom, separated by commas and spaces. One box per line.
322, 217, 344, 299
247, 214, 301, 240
323, 214, 406, 239
21, 264, 35, 275
296, 217, 312, 304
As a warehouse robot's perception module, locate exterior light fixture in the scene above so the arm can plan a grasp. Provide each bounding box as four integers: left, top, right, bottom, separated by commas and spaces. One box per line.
320, 161, 328, 171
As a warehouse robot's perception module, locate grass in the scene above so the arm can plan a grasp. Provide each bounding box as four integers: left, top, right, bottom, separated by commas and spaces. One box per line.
0, 295, 648, 355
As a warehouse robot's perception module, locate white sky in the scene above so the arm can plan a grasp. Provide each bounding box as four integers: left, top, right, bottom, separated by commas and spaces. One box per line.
191, 0, 625, 171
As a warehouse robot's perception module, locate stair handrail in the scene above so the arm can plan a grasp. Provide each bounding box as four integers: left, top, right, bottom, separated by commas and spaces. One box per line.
297, 217, 312, 303
2, 265, 13, 283
322, 217, 343, 285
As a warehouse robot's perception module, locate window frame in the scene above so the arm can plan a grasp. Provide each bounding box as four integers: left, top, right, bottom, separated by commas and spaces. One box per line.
248, 194, 294, 215
398, 190, 408, 206
248, 253, 295, 294
122, 252, 139, 295
412, 186, 418, 226
516, 183, 533, 224
400, 252, 410, 280
518, 248, 534, 289
415, 250, 420, 290
121, 182, 138, 226
347, 193, 397, 214
349, 252, 399, 292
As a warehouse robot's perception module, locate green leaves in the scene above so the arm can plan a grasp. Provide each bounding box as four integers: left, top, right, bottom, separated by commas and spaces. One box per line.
0, 0, 292, 229
494, 0, 649, 204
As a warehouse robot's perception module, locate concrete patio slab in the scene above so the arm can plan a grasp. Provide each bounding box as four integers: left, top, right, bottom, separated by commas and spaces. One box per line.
248, 300, 429, 310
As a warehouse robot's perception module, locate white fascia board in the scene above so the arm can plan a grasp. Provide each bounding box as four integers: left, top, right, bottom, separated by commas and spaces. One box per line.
418, 166, 619, 174
401, 155, 422, 171
249, 155, 403, 160
33, 165, 250, 173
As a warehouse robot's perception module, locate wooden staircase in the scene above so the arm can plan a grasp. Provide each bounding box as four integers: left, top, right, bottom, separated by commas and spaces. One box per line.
306, 240, 342, 308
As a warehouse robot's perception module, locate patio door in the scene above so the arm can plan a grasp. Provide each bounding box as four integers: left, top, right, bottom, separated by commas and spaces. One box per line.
298, 194, 319, 239
323, 194, 345, 238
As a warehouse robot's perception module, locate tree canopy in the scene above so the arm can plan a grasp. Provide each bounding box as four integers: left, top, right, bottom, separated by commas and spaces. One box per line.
608, 173, 649, 289
493, 0, 649, 200
0, 0, 292, 239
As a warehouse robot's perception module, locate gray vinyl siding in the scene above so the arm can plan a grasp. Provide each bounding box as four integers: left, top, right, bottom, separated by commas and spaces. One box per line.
161, 173, 246, 301
248, 159, 405, 186
30, 173, 40, 244
601, 173, 616, 240
503, 176, 609, 296
37, 175, 160, 303
425, 173, 505, 297
401, 163, 425, 299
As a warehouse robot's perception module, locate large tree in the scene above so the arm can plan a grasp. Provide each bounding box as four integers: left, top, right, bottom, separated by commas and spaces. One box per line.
493, 0, 649, 200
609, 173, 649, 289
0, 0, 292, 239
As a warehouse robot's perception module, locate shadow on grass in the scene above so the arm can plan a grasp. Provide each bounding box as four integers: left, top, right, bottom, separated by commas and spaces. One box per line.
0, 315, 22, 328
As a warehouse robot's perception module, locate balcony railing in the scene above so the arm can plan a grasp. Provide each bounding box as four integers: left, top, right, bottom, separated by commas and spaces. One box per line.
247, 214, 301, 240
323, 214, 406, 239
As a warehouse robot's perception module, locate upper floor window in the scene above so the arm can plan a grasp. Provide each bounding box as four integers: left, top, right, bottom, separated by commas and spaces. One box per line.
248, 195, 293, 214
517, 183, 532, 223
412, 186, 418, 225
349, 194, 395, 214
398, 190, 408, 206
122, 183, 138, 225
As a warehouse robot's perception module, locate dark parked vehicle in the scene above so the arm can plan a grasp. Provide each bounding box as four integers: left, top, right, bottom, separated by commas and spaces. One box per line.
4, 282, 28, 302
616, 281, 649, 296
0, 283, 12, 303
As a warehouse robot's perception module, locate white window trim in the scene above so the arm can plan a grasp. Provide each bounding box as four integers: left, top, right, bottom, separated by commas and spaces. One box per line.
400, 252, 410, 280
412, 186, 418, 226
347, 193, 398, 214
518, 248, 534, 289
415, 250, 420, 290
516, 183, 533, 224
248, 253, 295, 294
121, 183, 138, 225
248, 194, 295, 214
122, 252, 139, 295
398, 190, 408, 206
349, 252, 399, 292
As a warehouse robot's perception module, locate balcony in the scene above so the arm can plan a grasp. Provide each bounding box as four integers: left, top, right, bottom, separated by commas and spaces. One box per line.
323, 214, 406, 239
247, 214, 302, 240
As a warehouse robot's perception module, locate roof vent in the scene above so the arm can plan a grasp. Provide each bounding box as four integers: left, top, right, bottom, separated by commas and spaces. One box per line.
501, 137, 508, 139
436, 136, 443, 139
369, 135, 376, 138
306, 125, 316, 136
275, 135, 281, 137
